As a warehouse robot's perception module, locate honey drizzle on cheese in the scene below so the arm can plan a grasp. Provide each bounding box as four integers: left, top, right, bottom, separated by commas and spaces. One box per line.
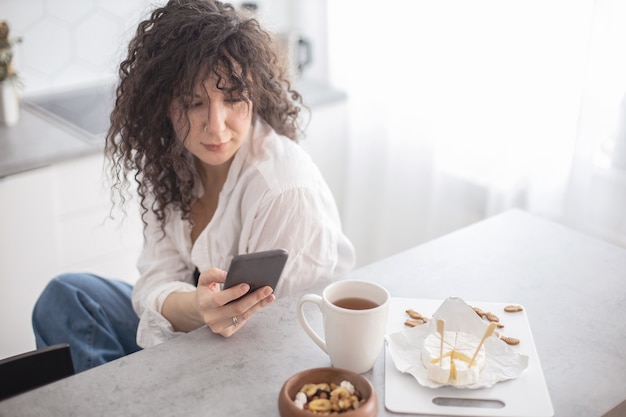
430, 350, 476, 367
428, 332, 479, 385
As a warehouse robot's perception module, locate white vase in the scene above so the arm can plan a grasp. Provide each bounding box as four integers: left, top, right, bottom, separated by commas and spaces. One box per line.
0, 80, 20, 126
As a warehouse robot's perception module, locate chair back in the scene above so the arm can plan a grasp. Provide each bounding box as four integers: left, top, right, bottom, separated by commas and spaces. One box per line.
0, 343, 75, 401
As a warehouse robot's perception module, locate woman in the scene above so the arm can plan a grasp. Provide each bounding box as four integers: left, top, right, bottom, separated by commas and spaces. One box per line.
32, 0, 354, 373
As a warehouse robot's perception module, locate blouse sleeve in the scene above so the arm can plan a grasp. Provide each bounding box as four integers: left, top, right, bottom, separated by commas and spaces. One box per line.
132, 208, 197, 347
243, 185, 355, 296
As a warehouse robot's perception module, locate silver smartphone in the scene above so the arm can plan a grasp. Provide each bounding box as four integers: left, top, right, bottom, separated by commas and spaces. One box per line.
223, 249, 289, 299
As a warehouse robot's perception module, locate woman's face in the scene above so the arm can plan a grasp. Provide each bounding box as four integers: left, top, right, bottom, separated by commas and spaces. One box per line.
168, 73, 253, 169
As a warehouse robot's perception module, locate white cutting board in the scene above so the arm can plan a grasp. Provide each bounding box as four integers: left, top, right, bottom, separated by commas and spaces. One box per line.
385, 298, 554, 417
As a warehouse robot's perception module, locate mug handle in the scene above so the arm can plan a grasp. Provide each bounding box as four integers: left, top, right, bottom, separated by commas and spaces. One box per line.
297, 294, 327, 354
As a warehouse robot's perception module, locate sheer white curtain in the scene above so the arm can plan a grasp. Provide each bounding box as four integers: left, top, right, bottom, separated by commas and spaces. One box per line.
327, 0, 626, 267
561, 0, 626, 247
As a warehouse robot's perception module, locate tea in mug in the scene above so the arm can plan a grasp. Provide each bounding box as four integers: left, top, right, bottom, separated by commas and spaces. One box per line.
333, 297, 379, 310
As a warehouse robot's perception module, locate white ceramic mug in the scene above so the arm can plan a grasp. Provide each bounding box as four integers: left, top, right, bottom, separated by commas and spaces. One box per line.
297, 280, 390, 373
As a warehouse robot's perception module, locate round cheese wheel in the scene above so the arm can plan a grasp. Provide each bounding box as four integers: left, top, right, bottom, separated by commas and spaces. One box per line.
421, 330, 486, 386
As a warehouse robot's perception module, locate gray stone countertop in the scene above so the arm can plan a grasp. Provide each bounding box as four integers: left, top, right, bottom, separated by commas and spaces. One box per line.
0, 79, 346, 178
0, 210, 624, 417
0, 106, 99, 178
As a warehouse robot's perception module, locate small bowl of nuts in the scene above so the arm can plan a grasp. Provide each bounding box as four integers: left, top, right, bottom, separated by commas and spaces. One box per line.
278, 367, 378, 417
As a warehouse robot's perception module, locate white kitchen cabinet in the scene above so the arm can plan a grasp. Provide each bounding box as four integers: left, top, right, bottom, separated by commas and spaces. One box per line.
49, 155, 143, 281
0, 154, 142, 359
0, 166, 58, 360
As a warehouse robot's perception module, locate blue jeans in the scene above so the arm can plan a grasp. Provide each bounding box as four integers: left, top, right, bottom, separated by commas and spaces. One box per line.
32, 273, 141, 373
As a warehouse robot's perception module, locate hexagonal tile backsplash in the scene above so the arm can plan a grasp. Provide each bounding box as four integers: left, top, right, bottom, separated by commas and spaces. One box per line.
4, 0, 160, 95
4, 0, 297, 95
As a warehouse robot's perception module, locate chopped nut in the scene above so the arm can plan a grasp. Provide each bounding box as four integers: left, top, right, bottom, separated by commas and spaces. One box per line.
472, 306, 486, 318
404, 319, 425, 327
500, 336, 521, 345
406, 309, 425, 320
486, 312, 500, 322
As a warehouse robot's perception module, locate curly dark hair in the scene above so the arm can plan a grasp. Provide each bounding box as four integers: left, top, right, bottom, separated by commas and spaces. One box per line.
105, 0, 304, 231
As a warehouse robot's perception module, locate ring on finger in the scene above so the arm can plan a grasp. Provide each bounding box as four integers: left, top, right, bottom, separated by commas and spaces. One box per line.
232, 316, 239, 327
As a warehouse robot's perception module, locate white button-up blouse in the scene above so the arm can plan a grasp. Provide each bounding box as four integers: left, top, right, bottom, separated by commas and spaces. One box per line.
132, 118, 355, 347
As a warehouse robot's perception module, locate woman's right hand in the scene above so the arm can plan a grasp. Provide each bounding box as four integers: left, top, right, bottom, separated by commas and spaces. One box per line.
162, 267, 276, 335
194, 267, 275, 336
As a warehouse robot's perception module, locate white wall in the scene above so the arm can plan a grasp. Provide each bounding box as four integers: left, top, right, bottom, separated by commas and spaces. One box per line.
5, 0, 152, 94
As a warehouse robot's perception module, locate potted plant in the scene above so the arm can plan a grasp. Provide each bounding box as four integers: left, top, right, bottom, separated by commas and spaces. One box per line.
0, 20, 23, 126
